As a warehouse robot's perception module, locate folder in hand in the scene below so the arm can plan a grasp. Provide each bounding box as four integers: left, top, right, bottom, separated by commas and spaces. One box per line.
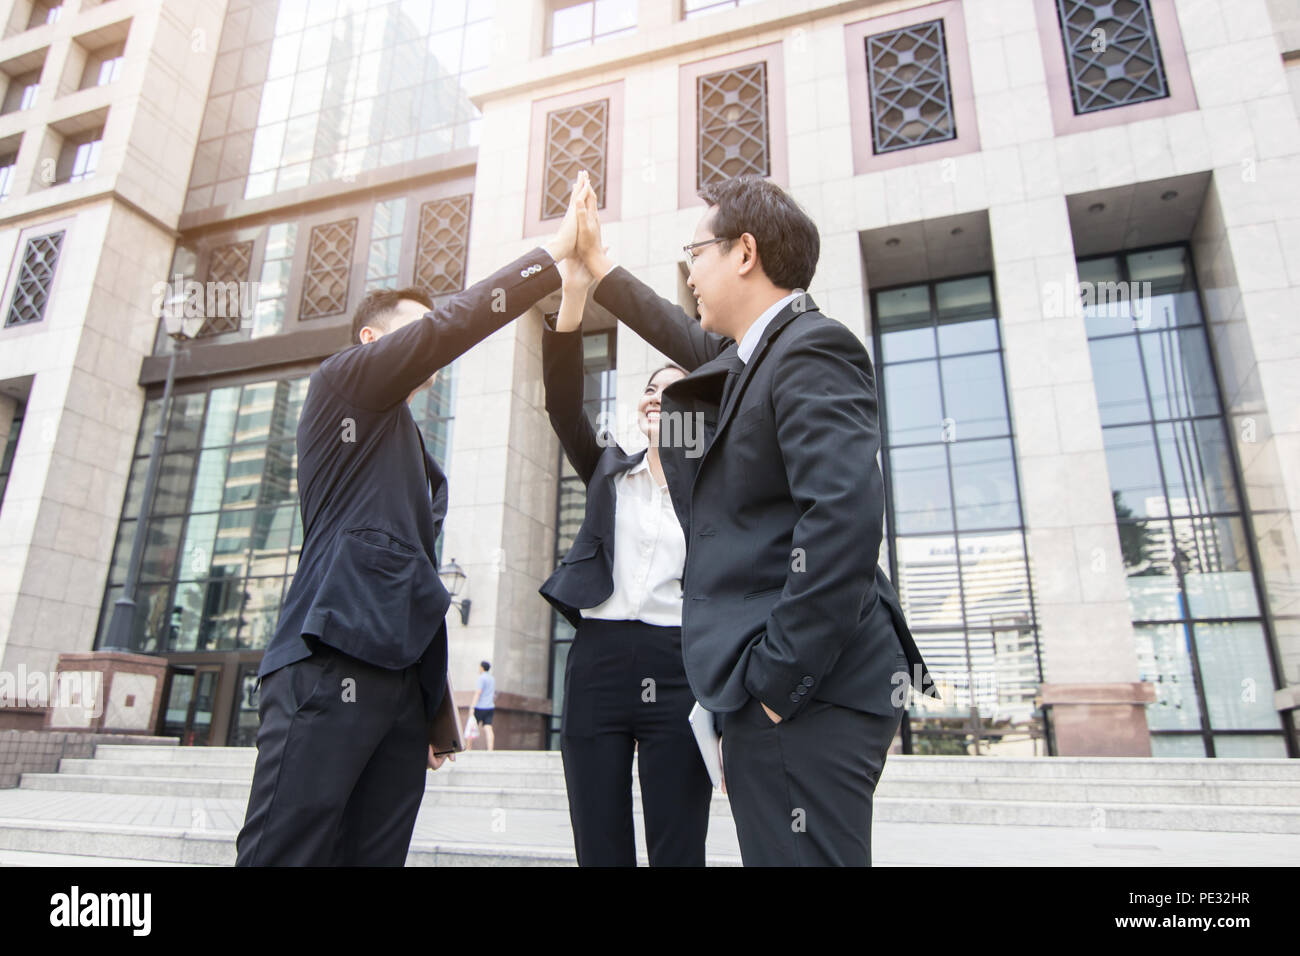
688, 701, 723, 789
427, 673, 465, 758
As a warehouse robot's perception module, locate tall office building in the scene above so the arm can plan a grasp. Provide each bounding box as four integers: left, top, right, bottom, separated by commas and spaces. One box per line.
1, 0, 1297, 758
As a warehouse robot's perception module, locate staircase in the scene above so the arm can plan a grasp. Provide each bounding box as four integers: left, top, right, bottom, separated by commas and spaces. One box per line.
0, 743, 1297, 865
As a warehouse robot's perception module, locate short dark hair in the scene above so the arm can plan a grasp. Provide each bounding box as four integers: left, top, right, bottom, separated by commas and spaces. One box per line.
480, 661, 491, 671
697, 176, 819, 291
644, 363, 686, 391
350, 286, 434, 345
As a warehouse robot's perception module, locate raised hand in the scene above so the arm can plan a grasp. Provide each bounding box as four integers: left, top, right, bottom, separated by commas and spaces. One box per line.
544, 177, 583, 263
575, 170, 614, 281
557, 254, 593, 293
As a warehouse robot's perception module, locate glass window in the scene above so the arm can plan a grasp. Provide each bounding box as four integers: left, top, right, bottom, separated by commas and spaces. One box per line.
1087, 335, 1151, 425
1104, 424, 1164, 520
887, 445, 952, 535
883, 361, 942, 447
1175, 516, 1260, 619
26, 1, 61, 30
366, 197, 406, 290
875, 273, 1041, 754
0, 401, 24, 508
107, 520, 137, 585
1084, 244, 1282, 755
56, 129, 103, 184
167, 393, 207, 452
79, 41, 125, 89
1150, 734, 1206, 757
935, 276, 998, 355
1, 70, 40, 115
1133, 623, 1201, 732
547, 0, 636, 54
949, 438, 1019, 531
1140, 328, 1219, 420
1154, 419, 1238, 516
894, 535, 965, 630
140, 517, 184, 582
189, 0, 493, 210
179, 512, 219, 581
0, 151, 16, 201
153, 452, 197, 516
1193, 622, 1282, 731
939, 353, 1009, 440
1211, 735, 1288, 758
877, 285, 934, 363
252, 223, 297, 338
683, 0, 761, 19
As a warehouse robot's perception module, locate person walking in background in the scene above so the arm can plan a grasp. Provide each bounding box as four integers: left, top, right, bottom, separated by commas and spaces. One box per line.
467, 660, 495, 751
537, 249, 713, 867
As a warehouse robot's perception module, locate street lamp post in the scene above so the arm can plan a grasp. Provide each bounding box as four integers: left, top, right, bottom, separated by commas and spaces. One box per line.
101, 299, 201, 651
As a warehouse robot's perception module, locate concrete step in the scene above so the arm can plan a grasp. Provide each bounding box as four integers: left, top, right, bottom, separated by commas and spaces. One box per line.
0, 818, 235, 865
88, 746, 1300, 782
90, 746, 256, 765
0, 817, 736, 867
881, 777, 1300, 805
56, 759, 258, 779
873, 798, 1300, 833
67, 753, 1300, 791
0, 848, 203, 867
22, 774, 254, 799
879, 757, 1300, 782
418, 784, 735, 816
34, 770, 1298, 818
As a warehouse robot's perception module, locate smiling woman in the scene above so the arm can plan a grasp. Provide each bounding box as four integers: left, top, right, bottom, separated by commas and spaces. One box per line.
538, 264, 713, 867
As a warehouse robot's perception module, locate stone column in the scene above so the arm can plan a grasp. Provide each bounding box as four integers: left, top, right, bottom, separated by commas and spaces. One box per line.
990, 196, 1154, 756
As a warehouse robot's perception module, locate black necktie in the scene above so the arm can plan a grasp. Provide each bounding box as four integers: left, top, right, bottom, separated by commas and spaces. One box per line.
719, 355, 744, 419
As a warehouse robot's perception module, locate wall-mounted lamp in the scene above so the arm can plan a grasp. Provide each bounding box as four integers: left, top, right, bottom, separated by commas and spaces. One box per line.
439, 558, 471, 625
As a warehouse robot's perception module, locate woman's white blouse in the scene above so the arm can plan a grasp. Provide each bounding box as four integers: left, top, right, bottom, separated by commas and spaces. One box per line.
580, 454, 686, 626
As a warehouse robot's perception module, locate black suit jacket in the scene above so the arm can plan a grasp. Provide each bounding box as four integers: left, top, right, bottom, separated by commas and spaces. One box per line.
592, 266, 936, 720
537, 315, 650, 628
259, 247, 561, 720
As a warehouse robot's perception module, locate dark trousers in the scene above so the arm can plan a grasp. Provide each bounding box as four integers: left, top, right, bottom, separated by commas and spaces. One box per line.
721, 694, 904, 866
560, 618, 713, 866
235, 642, 428, 866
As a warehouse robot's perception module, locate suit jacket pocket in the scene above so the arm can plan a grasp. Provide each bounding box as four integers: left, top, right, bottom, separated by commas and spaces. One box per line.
304, 529, 445, 667
733, 405, 766, 436
559, 537, 601, 564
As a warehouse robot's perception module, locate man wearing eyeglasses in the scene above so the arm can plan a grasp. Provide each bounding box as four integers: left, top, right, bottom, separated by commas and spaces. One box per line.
567, 171, 935, 866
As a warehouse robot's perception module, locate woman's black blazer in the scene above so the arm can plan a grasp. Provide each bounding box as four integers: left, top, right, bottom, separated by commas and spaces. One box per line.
538, 316, 646, 629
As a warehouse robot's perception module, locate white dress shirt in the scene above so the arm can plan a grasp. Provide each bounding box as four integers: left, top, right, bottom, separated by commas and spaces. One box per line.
581, 453, 686, 626
737, 292, 802, 364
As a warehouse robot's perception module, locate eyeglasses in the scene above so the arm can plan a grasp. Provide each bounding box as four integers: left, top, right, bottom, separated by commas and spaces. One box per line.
682, 236, 732, 266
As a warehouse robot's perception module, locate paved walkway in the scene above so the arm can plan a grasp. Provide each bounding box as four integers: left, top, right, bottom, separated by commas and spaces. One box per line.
1, 787, 1297, 865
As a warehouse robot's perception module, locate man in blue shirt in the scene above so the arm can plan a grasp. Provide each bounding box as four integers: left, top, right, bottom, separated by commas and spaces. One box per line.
469, 661, 495, 751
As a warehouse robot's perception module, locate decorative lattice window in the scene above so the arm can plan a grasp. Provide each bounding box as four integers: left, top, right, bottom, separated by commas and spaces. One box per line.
542, 100, 608, 220
866, 20, 956, 154
1056, 0, 1168, 114
299, 218, 357, 320
5, 231, 64, 328
696, 62, 769, 189
414, 195, 471, 296
199, 240, 254, 336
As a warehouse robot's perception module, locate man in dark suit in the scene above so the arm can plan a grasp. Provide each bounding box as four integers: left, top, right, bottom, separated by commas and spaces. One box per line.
570, 171, 936, 866
235, 189, 581, 866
